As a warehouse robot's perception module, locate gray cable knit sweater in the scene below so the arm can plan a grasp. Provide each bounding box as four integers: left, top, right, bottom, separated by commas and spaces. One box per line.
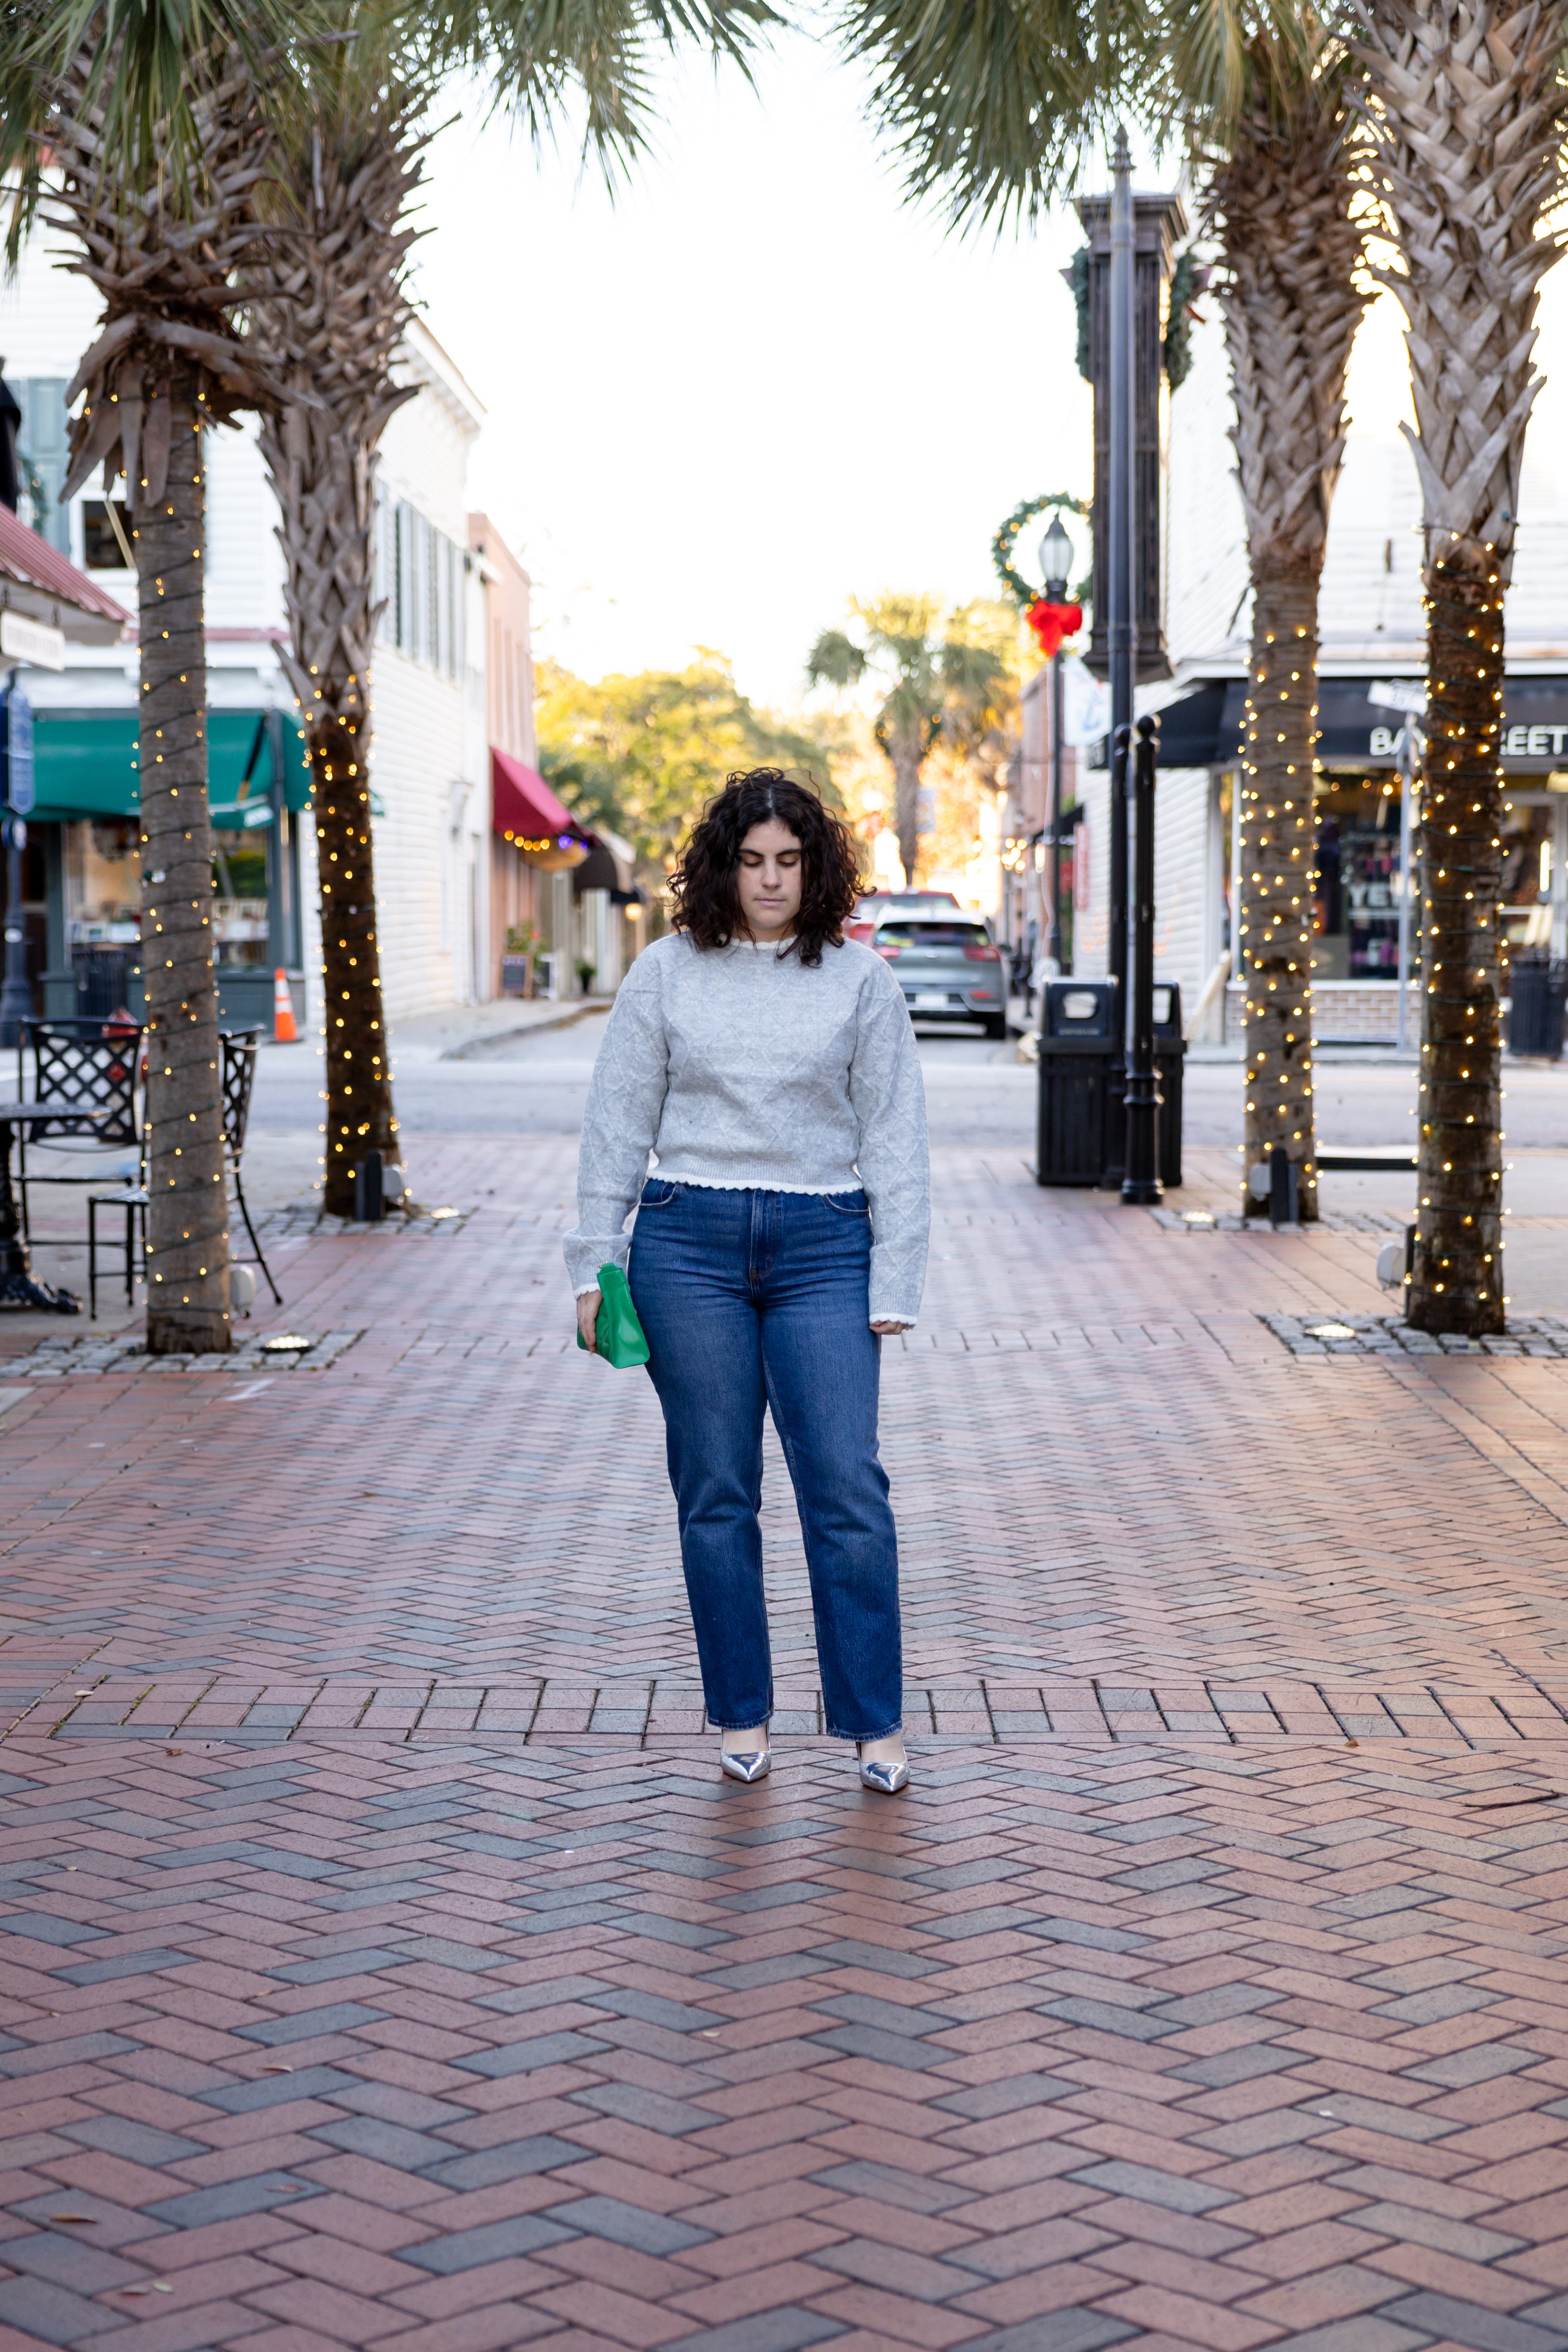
564, 932, 931, 1324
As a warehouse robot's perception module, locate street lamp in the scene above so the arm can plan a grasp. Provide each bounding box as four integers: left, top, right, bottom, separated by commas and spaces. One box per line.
1039, 516, 1073, 601
1038, 515, 1074, 973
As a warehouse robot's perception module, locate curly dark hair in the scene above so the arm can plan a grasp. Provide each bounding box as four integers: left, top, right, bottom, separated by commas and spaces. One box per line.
669, 770, 864, 969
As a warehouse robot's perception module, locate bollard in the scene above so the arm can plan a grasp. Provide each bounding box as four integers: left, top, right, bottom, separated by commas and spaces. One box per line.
353, 1150, 384, 1223
1268, 1145, 1299, 1229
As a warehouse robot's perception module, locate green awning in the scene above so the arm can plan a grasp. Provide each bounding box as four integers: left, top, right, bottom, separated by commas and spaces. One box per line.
28, 707, 313, 826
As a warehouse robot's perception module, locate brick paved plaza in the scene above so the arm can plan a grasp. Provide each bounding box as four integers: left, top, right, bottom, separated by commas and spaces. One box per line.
6, 1069, 1568, 2352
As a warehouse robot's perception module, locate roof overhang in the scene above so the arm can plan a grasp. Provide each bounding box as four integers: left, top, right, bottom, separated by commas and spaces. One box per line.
0, 506, 130, 647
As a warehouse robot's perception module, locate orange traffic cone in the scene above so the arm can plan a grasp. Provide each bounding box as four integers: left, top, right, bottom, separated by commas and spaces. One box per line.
272, 968, 299, 1044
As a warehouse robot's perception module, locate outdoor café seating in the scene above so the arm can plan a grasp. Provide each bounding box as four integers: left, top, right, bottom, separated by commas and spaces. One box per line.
87, 1025, 281, 1317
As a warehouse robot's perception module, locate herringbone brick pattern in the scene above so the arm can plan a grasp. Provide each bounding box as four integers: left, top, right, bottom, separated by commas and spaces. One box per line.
4, 1137, 1568, 2349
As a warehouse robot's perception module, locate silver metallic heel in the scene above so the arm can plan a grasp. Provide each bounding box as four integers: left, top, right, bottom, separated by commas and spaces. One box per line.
857, 1742, 910, 1794
720, 1745, 771, 1784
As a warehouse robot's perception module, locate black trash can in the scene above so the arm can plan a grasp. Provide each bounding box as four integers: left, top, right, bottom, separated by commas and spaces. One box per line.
1508, 950, 1567, 1059
1036, 981, 1119, 1186
1154, 983, 1186, 1190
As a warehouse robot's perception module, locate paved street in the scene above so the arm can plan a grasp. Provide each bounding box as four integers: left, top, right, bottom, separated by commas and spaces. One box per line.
5, 1032, 1568, 2352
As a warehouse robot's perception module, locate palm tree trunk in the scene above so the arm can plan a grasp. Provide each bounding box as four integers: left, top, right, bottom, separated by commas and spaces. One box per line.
889, 734, 923, 886
1239, 562, 1322, 1217
40, 47, 282, 1355
1409, 542, 1504, 1328
1207, 47, 1368, 1225
247, 87, 421, 1219
311, 713, 398, 1212
1355, 0, 1568, 1335
137, 388, 231, 1352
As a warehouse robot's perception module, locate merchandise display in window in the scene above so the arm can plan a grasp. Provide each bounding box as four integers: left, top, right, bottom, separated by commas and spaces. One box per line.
1499, 797, 1557, 958
1312, 776, 1409, 980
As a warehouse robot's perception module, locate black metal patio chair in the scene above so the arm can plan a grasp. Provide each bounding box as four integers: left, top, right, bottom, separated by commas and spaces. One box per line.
87, 1026, 282, 1317
16, 1018, 144, 1238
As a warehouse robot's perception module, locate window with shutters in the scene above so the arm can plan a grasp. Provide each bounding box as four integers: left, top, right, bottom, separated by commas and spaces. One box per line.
380, 493, 465, 677
16, 378, 71, 554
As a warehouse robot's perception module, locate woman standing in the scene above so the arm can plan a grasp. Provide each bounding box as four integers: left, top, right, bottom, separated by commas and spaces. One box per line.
565, 770, 929, 1791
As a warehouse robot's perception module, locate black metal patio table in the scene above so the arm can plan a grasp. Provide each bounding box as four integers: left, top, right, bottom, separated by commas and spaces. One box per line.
0, 1102, 111, 1312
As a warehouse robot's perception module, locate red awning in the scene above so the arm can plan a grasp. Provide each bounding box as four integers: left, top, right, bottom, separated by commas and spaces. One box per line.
492, 747, 580, 843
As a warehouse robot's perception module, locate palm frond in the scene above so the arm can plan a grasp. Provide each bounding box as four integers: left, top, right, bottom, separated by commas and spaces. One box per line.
836, 0, 1112, 226
939, 637, 1006, 699
805, 628, 867, 690
0, 0, 300, 215
414, 0, 784, 177
835, 0, 1340, 227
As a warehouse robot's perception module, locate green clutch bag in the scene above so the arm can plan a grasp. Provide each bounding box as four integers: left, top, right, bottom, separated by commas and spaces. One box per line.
577, 1263, 651, 1367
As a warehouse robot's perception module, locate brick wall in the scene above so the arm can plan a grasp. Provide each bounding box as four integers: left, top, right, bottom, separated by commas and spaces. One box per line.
1224, 978, 1412, 1043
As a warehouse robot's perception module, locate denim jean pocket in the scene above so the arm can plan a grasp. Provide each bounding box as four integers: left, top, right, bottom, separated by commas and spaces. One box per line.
639, 1179, 680, 1208
822, 1191, 870, 1217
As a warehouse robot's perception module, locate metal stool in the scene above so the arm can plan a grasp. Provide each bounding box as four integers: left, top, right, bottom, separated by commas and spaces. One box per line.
87, 1186, 148, 1318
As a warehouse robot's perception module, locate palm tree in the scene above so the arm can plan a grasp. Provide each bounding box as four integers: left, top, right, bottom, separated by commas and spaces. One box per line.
246, 0, 780, 1214
833, 1, 1366, 1219
807, 596, 1007, 882
247, 27, 422, 1215
1353, 0, 1568, 1335
2, 11, 286, 1353
1202, 30, 1368, 1223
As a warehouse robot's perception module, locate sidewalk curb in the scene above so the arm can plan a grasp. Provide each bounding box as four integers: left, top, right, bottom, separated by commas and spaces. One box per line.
439, 1000, 613, 1062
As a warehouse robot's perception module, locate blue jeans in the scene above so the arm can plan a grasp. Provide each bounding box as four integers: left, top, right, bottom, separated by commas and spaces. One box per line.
629, 1182, 903, 1741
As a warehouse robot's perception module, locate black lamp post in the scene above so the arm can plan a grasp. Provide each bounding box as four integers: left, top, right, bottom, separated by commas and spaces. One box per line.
1122, 712, 1162, 1202
1039, 512, 1074, 974
0, 678, 32, 1050
1102, 127, 1135, 1189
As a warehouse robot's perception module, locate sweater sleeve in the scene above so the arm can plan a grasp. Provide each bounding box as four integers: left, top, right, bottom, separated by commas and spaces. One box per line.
563, 952, 670, 1296
848, 958, 930, 1325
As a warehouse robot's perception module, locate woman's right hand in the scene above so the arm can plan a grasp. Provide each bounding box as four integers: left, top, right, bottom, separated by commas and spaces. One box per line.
577, 1289, 603, 1352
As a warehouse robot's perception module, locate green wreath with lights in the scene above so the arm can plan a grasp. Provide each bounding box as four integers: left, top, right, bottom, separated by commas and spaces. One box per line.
992, 493, 1090, 611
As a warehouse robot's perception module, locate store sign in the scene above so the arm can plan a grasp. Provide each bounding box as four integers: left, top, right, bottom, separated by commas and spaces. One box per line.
2, 687, 35, 816
0, 612, 65, 670
1503, 723, 1568, 760
1152, 675, 1568, 773
1371, 720, 1568, 762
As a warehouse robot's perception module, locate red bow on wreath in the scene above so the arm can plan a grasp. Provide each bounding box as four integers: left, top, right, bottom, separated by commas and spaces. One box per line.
1026, 599, 1082, 660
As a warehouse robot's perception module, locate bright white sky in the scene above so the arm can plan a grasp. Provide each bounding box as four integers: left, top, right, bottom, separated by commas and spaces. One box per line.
413, 32, 1108, 710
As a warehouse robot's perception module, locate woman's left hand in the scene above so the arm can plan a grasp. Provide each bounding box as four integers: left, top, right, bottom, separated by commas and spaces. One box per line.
870, 1319, 909, 1335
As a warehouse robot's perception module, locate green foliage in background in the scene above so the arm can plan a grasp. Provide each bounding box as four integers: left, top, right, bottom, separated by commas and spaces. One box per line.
537, 653, 840, 877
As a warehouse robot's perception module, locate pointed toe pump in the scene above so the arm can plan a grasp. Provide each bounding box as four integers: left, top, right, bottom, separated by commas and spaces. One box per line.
857, 1743, 910, 1794
720, 1744, 771, 1784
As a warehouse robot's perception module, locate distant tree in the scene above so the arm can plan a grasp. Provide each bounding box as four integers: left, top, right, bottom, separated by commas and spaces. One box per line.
806, 596, 1008, 883
536, 654, 839, 879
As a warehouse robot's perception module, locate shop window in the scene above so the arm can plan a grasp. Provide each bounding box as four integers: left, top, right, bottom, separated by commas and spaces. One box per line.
1312, 775, 1408, 981
212, 836, 270, 968
65, 816, 141, 1017
82, 498, 133, 570
1500, 798, 1555, 960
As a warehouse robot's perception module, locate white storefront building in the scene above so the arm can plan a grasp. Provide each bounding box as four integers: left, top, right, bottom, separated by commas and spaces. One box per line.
0, 228, 493, 1034
1016, 240, 1568, 1042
